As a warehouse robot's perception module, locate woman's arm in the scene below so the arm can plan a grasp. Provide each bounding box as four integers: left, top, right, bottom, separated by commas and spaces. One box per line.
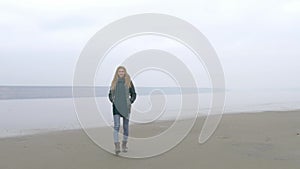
129, 81, 136, 103
108, 89, 114, 103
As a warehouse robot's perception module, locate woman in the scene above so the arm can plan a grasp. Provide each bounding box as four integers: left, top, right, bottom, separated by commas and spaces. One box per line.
108, 66, 136, 155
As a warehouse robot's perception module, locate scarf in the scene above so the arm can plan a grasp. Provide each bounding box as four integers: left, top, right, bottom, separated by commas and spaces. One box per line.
114, 77, 131, 118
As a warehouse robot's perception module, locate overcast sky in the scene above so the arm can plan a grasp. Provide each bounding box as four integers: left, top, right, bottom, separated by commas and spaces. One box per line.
0, 0, 299, 89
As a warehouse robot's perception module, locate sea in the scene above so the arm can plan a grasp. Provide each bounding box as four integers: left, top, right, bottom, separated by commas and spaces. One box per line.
0, 86, 300, 138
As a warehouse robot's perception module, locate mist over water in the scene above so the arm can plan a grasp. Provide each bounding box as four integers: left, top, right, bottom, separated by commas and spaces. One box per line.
0, 86, 300, 138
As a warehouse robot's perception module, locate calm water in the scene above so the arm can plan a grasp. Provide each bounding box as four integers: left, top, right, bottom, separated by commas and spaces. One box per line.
0, 86, 300, 138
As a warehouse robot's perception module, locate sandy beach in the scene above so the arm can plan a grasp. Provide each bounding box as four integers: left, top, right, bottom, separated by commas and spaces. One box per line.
0, 110, 299, 169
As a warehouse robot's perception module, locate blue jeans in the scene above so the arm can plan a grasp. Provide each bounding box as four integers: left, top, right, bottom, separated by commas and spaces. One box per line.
113, 114, 129, 143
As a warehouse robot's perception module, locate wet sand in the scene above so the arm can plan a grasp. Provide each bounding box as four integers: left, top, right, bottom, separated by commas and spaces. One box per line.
0, 110, 299, 169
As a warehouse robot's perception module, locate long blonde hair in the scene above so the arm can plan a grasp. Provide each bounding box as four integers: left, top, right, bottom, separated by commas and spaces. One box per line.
110, 66, 131, 90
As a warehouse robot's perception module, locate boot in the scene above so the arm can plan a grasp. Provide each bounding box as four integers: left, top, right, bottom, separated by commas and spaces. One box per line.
114, 142, 121, 155
122, 141, 128, 153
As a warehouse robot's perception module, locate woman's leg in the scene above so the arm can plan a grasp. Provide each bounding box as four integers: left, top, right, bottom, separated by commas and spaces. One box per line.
113, 114, 121, 143
123, 117, 129, 142
122, 116, 129, 152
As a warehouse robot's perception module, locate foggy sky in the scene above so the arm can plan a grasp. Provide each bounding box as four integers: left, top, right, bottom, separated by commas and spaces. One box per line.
0, 0, 299, 89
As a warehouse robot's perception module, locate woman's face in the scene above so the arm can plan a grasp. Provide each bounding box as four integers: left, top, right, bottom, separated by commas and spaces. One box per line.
117, 68, 125, 78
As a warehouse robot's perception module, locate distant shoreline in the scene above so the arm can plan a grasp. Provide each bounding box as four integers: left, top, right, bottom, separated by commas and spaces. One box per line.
0, 86, 217, 100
